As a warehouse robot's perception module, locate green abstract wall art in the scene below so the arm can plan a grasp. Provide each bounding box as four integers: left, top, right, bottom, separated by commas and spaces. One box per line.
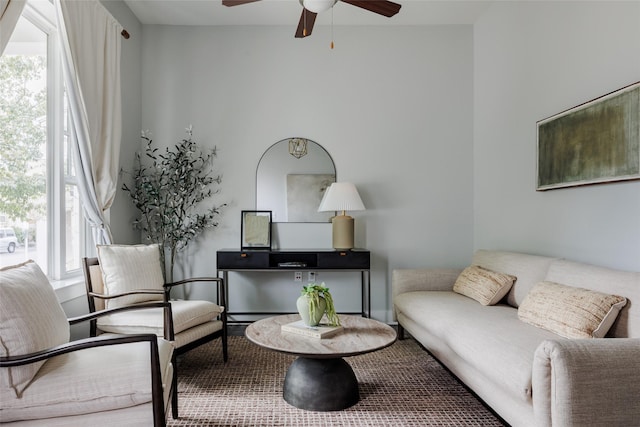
537, 82, 640, 190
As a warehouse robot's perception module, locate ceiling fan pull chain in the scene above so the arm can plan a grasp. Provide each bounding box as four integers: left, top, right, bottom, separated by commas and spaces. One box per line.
330, 5, 334, 49
303, 9, 308, 37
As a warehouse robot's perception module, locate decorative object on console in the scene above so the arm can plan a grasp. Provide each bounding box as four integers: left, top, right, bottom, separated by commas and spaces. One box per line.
121, 125, 226, 282
241, 210, 272, 250
318, 182, 366, 250
296, 283, 340, 327
537, 81, 640, 190
288, 138, 308, 159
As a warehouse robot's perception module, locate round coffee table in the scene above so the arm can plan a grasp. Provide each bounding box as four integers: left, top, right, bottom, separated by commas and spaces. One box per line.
245, 314, 397, 411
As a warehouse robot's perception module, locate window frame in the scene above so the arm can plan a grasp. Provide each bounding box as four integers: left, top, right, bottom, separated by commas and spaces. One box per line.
20, 1, 90, 281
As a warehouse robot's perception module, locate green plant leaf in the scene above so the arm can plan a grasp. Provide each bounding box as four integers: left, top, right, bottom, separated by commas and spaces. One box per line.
121, 126, 227, 281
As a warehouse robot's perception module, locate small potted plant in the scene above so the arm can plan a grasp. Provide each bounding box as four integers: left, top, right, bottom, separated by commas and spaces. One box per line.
296, 283, 340, 327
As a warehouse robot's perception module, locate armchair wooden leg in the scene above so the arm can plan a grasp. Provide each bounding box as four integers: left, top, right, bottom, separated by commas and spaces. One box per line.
222, 330, 228, 362
171, 354, 179, 419
222, 312, 229, 362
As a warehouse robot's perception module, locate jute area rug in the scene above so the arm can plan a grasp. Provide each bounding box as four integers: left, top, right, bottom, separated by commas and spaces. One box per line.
168, 336, 507, 427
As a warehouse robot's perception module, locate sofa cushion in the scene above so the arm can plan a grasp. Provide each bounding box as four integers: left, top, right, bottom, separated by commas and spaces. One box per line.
97, 244, 165, 309
472, 250, 558, 308
453, 265, 516, 305
0, 261, 70, 398
518, 281, 627, 339
0, 338, 173, 422
545, 259, 640, 339
395, 291, 560, 403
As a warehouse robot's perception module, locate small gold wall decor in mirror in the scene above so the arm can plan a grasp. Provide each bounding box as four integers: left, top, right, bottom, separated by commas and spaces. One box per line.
289, 138, 308, 159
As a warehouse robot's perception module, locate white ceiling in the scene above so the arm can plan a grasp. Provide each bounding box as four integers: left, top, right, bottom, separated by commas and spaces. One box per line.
123, 0, 494, 27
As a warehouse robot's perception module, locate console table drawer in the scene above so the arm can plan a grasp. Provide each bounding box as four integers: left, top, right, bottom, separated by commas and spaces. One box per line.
318, 251, 370, 269
217, 251, 269, 269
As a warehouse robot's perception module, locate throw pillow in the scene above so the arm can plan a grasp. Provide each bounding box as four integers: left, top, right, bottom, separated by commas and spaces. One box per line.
453, 265, 517, 305
96, 244, 165, 309
0, 260, 70, 397
518, 281, 627, 339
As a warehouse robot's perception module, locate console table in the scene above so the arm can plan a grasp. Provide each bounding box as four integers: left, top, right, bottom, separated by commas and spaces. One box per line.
216, 249, 370, 323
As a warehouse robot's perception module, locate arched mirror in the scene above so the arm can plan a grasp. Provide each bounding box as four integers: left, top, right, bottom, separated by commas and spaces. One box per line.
256, 138, 336, 223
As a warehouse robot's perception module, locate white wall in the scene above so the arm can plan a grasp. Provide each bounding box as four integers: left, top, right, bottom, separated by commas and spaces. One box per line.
474, 1, 640, 272
63, 1, 640, 326
138, 24, 474, 321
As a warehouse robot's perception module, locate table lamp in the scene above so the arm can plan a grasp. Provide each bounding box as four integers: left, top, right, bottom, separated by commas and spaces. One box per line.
318, 182, 365, 250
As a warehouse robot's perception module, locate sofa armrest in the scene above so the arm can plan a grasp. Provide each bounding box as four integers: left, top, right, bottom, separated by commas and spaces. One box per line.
532, 338, 640, 427
392, 268, 461, 297
392, 268, 462, 321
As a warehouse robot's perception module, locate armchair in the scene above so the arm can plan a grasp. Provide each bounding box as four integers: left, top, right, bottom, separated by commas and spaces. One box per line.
0, 260, 174, 426
82, 244, 228, 416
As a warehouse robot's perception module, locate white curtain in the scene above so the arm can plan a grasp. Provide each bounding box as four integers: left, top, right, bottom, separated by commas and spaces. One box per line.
0, 0, 26, 55
55, 0, 123, 245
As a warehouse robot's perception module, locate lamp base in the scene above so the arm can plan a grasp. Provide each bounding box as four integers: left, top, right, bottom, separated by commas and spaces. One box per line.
332, 215, 354, 250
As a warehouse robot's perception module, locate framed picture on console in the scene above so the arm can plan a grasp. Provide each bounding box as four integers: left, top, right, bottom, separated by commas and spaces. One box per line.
241, 210, 272, 250
536, 81, 640, 191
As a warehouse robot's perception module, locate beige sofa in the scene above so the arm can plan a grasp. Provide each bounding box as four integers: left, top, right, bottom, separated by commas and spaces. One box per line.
393, 250, 640, 427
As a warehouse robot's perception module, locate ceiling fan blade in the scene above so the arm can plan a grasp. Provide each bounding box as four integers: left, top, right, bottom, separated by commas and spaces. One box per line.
222, 0, 261, 6
295, 9, 318, 38
340, 0, 401, 17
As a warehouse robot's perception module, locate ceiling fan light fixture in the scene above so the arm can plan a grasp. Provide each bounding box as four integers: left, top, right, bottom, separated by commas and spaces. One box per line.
300, 0, 337, 13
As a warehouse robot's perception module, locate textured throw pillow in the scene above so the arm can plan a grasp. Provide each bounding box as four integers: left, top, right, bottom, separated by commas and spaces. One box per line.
97, 244, 165, 309
453, 265, 517, 305
0, 261, 70, 397
518, 281, 627, 339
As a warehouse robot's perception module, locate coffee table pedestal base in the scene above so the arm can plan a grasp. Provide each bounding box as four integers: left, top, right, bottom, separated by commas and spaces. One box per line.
283, 357, 359, 411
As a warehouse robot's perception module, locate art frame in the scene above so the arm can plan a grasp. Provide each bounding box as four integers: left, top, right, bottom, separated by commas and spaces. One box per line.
536, 81, 640, 191
241, 210, 272, 250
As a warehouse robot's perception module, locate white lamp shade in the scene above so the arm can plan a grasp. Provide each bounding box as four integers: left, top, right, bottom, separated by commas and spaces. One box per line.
318, 182, 366, 213
300, 0, 338, 13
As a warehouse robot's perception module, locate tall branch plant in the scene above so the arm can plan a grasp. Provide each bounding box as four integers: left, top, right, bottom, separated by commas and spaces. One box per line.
122, 126, 225, 281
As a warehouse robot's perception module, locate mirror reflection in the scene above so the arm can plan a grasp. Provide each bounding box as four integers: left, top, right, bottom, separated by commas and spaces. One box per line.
256, 138, 336, 223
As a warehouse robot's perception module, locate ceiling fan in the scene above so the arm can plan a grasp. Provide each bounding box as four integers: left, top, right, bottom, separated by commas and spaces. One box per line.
222, 0, 402, 38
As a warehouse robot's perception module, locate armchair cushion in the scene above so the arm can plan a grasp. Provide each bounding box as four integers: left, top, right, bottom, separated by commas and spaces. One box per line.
0, 261, 70, 398
0, 338, 173, 422
97, 300, 224, 335
97, 244, 165, 309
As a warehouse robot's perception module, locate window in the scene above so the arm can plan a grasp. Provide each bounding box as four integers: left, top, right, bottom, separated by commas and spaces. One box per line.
0, 0, 87, 280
